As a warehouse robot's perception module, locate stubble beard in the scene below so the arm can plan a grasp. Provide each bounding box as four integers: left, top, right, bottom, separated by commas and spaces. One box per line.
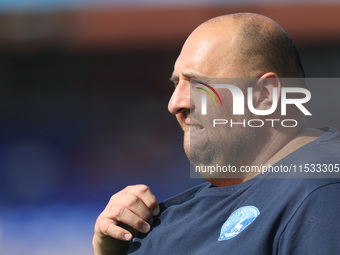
185, 125, 263, 179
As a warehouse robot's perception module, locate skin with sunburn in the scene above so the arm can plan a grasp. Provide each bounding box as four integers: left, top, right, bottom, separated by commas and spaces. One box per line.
93, 13, 322, 255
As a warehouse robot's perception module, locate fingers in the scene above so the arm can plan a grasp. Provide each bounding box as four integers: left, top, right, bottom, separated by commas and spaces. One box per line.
107, 204, 151, 235
95, 184, 159, 243
97, 218, 134, 241
122, 185, 160, 216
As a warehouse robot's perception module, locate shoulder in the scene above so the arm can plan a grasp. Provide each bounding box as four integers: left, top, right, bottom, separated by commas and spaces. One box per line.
293, 180, 340, 209
270, 127, 340, 179
315, 126, 340, 159
305, 126, 340, 161
278, 182, 340, 254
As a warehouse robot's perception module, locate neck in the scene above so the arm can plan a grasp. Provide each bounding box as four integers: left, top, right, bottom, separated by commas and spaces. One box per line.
263, 128, 323, 166
207, 128, 324, 187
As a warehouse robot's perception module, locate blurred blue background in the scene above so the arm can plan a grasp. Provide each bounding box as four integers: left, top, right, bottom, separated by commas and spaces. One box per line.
1, 0, 340, 254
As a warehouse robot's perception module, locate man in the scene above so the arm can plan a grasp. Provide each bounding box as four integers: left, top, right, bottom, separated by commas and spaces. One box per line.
93, 13, 340, 254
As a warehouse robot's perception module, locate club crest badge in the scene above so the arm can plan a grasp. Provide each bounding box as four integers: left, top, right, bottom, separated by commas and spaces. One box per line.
218, 205, 260, 241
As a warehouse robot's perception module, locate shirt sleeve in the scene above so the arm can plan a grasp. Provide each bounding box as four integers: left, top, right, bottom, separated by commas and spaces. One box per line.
278, 182, 340, 255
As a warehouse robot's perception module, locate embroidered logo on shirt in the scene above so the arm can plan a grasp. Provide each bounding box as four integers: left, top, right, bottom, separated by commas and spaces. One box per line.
218, 205, 260, 241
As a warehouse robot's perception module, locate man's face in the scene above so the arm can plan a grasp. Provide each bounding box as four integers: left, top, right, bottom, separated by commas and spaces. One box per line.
168, 26, 260, 175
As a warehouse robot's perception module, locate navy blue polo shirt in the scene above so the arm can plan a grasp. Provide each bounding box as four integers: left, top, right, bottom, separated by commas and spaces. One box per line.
128, 127, 340, 254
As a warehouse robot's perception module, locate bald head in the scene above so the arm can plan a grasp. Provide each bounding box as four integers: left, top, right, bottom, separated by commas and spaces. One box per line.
192, 13, 305, 78
170, 13, 307, 185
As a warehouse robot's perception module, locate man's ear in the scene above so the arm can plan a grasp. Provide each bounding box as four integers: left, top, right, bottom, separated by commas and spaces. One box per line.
252, 72, 281, 111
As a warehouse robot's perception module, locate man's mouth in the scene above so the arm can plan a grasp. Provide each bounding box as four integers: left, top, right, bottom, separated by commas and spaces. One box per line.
185, 119, 204, 133
189, 125, 203, 132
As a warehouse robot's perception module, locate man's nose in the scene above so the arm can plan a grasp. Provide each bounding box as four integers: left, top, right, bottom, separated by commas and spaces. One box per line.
168, 81, 194, 115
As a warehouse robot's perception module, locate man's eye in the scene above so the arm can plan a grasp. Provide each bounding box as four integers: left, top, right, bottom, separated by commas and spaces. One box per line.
169, 79, 178, 88
171, 81, 179, 88
193, 80, 208, 88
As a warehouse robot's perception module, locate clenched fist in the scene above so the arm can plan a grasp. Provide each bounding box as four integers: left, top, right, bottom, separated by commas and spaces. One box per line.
93, 185, 160, 255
